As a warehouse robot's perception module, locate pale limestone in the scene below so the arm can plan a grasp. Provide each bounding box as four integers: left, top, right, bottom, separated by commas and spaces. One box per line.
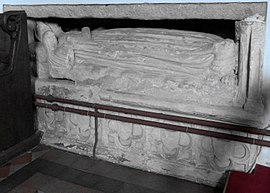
3, 3, 267, 20
28, 3, 267, 187
239, 15, 266, 114
41, 23, 236, 83
35, 79, 260, 187
36, 79, 96, 155
35, 20, 265, 127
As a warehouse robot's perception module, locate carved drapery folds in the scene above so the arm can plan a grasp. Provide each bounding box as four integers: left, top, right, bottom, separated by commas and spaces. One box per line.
38, 22, 237, 83
34, 13, 266, 187
35, 15, 265, 127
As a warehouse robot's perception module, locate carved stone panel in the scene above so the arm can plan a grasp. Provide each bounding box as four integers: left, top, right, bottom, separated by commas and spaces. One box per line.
96, 117, 259, 186
36, 79, 96, 155
35, 80, 260, 187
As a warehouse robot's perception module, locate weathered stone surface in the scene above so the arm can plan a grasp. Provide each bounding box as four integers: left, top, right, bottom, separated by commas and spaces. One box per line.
40, 22, 237, 83
238, 15, 266, 114
34, 79, 260, 187
34, 20, 265, 127
36, 79, 96, 155
96, 118, 260, 187
28, 3, 267, 187
257, 134, 270, 167
3, 3, 267, 20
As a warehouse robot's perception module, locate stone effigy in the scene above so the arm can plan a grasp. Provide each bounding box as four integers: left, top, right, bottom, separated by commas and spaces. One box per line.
32, 13, 266, 187
37, 22, 239, 108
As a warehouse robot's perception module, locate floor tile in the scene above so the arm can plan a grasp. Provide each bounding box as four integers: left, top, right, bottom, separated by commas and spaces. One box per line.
70, 156, 96, 172
41, 149, 78, 166
91, 175, 123, 193
68, 169, 124, 193
31, 144, 51, 152
25, 158, 121, 193
73, 173, 98, 187
8, 163, 28, 177
31, 149, 50, 161
70, 155, 221, 193
117, 183, 162, 193
71, 156, 118, 178
55, 166, 85, 182
0, 179, 17, 193
10, 153, 32, 165
0, 145, 222, 193
21, 173, 103, 193
34, 159, 67, 178
84, 159, 118, 177
0, 165, 10, 178
7, 184, 37, 193
5, 166, 35, 185
0, 145, 49, 183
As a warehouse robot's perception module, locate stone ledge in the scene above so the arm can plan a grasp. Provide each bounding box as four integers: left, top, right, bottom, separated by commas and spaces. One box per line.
3, 3, 267, 20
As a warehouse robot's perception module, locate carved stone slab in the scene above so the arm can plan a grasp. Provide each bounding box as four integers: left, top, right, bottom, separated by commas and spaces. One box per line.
16, 2, 267, 187
3, 3, 267, 20
35, 79, 260, 187
34, 19, 265, 127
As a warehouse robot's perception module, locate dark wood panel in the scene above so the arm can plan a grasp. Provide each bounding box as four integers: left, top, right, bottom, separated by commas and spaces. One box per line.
0, 11, 34, 151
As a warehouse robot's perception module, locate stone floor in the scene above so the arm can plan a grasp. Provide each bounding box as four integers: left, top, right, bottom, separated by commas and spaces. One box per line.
0, 145, 223, 193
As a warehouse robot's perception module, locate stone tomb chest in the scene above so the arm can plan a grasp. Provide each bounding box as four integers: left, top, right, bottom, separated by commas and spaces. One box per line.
4, 2, 267, 187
